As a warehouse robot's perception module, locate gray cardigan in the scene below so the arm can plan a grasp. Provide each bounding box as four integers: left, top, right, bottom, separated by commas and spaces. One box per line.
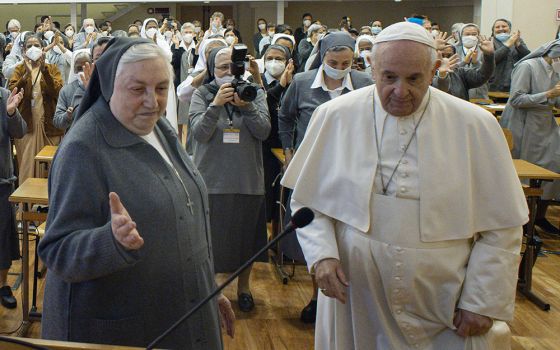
0, 87, 26, 185
53, 80, 85, 130
278, 69, 374, 149
489, 38, 530, 92
189, 83, 271, 195
39, 98, 222, 349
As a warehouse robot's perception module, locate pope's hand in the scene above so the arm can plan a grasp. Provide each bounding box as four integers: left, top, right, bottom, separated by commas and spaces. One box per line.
315, 258, 349, 304
109, 192, 144, 250
453, 309, 493, 337
218, 294, 235, 338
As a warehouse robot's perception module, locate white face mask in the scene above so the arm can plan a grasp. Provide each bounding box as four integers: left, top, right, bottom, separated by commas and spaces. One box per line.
323, 63, 351, 80
85, 26, 95, 34
215, 74, 234, 86
146, 28, 158, 38
164, 30, 173, 39
183, 33, 193, 43
462, 35, 478, 49
53, 45, 62, 55
268, 31, 275, 36
265, 59, 286, 77
431, 30, 439, 38
225, 36, 236, 45
552, 58, 560, 74
65, 29, 74, 37
194, 27, 201, 33
10, 31, 19, 39
303, 19, 312, 27
258, 23, 266, 31
44, 30, 55, 41
26, 46, 43, 61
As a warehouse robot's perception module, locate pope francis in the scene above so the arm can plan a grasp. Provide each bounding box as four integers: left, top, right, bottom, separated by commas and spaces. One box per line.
281, 22, 529, 350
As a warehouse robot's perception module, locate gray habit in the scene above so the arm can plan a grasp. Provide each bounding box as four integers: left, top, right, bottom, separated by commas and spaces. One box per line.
189, 80, 270, 272
53, 80, 85, 130
0, 87, 26, 269
502, 56, 560, 199
38, 98, 222, 349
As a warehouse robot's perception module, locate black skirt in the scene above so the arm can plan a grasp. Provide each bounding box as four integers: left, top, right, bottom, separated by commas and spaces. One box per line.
208, 194, 268, 273
0, 184, 20, 270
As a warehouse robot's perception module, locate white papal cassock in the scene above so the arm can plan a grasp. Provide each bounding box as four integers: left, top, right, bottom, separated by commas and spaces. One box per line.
281, 85, 529, 350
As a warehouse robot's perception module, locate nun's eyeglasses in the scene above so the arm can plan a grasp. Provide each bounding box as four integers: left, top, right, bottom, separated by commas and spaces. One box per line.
215, 64, 231, 71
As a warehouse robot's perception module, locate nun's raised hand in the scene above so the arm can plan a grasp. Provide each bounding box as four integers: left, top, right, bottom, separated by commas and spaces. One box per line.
80, 62, 95, 88
212, 83, 235, 106
435, 31, 452, 51
109, 192, 144, 250
279, 59, 294, 87
6, 87, 24, 116
478, 35, 494, 55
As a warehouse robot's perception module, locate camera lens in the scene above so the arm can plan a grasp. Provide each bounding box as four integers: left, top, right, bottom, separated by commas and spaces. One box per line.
236, 83, 257, 102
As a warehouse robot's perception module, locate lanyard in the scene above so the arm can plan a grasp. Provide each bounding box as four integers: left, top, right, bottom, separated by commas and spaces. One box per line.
372, 90, 431, 195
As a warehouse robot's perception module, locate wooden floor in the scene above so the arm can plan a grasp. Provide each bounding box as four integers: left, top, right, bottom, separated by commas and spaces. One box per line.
2, 218, 560, 349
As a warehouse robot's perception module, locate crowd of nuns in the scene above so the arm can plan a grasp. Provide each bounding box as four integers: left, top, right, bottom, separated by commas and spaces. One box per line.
1, 11, 560, 326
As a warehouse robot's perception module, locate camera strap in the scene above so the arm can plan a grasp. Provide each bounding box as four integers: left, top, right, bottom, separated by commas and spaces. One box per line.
224, 103, 235, 127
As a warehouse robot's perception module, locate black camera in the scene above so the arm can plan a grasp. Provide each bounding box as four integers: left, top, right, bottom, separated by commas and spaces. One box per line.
230, 44, 258, 102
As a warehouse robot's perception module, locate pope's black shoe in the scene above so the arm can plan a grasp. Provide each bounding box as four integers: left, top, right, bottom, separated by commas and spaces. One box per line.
0, 286, 17, 309
300, 299, 317, 324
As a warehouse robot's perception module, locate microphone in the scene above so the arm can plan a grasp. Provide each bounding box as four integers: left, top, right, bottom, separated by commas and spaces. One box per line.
146, 207, 314, 349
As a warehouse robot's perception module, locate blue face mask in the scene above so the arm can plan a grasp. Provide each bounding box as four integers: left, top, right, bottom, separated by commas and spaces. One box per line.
495, 33, 510, 42
372, 27, 382, 35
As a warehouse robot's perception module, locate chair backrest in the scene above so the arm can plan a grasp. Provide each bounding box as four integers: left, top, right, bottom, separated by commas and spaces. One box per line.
502, 128, 513, 151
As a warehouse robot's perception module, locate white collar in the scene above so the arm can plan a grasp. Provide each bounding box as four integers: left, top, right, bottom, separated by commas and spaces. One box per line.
311, 64, 354, 92
264, 71, 278, 85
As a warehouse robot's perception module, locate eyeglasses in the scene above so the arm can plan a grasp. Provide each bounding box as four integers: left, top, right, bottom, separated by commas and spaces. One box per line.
215, 64, 230, 71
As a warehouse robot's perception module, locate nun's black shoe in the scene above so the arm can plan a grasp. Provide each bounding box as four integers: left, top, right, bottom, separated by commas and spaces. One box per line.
238, 293, 254, 312
0, 286, 17, 309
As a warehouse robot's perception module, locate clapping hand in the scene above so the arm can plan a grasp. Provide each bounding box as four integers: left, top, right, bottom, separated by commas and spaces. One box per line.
279, 59, 295, 87
454, 309, 493, 337
109, 192, 144, 250
6, 87, 24, 116
79, 61, 95, 88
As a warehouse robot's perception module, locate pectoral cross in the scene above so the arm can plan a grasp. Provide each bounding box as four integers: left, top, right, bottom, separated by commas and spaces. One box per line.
186, 197, 194, 215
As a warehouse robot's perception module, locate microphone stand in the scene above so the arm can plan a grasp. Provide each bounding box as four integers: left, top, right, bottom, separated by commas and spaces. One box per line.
146, 222, 301, 349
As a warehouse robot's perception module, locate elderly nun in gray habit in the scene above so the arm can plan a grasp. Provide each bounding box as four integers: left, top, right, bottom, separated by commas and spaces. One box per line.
501, 40, 560, 235
38, 37, 234, 349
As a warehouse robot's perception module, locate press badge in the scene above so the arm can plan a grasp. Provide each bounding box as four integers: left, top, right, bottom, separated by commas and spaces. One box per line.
223, 128, 240, 144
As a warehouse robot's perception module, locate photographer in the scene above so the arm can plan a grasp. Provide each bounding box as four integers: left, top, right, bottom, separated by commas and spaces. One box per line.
189, 46, 270, 313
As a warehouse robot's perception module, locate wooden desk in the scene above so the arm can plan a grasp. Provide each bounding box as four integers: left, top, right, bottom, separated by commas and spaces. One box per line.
8, 178, 49, 335
488, 91, 510, 100
1, 336, 147, 350
513, 159, 560, 311
34, 145, 57, 178
477, 103, 506, 116
271, 148, 285, 165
